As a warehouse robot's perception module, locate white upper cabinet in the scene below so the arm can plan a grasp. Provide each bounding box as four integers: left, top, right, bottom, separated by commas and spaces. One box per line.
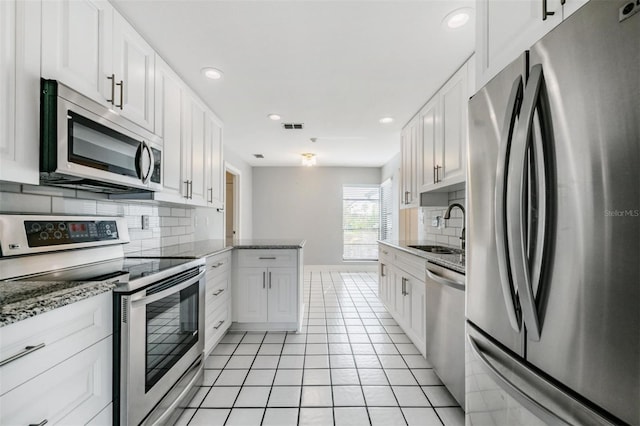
112, 13, 155, 131
183, 95, 207, 204
400, 117, 420, 208
42, 0, 154, 131
154, 56, 184, 199
205, 114, 224, 208
418, 97, 438, 190
41, 0, 112, 107
476, 0, 589, 88
0, 0, 40, 185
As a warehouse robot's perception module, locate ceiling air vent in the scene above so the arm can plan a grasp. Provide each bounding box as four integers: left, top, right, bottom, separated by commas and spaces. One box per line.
254, 154, 264, 159
282, 123, 304, 130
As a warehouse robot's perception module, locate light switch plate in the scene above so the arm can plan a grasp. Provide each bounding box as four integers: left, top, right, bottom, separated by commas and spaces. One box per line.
141, 215, 150, 230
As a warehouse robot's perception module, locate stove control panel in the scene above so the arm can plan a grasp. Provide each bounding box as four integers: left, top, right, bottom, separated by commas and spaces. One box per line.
25, 220, 119, 247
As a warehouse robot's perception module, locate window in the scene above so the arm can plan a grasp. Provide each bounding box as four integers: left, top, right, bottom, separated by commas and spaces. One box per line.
343, 185, 380, 261
380, 178, 393, 241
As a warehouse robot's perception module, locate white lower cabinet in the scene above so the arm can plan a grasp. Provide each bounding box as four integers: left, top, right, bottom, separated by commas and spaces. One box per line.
378, 244, 427, 357
0, 335, 112, 426
204, 250, 232, 355
232, 249, 301, 330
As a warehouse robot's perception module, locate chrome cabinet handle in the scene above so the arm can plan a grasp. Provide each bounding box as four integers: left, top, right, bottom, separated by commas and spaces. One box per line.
380, 263, 386, 277
263, 271, 266, 289
213, 320, 225, 329
435, 165, 442, 183
184, 180, 190, 198
208, 188, 213, 203
115, 79, 124, 109
494, 76, 524, 333
542, 0, 555, 20
28, 420, 48, 426
213, 289, 225, 296
401, 277, 407, 296
269, 271, 272, 289
210, 262, 224, 269
433, 166, 437, 183
259, 256, 276, 260
0, 343, 46, 367
107, 74, 115, 105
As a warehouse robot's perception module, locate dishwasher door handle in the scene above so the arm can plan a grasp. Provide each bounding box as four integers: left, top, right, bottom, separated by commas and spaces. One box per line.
426, 266, 465, 291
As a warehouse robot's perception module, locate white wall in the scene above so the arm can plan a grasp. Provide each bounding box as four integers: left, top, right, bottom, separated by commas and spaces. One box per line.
380, 153, 401, 241
224, 147, 253, 240
252, 167, 381, 265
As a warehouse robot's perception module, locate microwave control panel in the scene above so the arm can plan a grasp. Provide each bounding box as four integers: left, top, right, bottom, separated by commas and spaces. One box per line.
25, 220, 119, 247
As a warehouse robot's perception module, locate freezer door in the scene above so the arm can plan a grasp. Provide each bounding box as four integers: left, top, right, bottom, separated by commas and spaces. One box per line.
466, 324, 616, 426
467, 53, 527, 355
524, 2, 640, 424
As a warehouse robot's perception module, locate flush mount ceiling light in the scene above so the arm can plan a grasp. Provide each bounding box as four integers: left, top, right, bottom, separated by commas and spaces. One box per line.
379, 117, 394, 124
201, 67, 223, 80
301, 153, 316, 167
267, 114, 281, 121
443, 7, 472, 29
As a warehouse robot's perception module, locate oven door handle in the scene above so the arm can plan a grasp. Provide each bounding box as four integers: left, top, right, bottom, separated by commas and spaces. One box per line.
131, 270, 205, 307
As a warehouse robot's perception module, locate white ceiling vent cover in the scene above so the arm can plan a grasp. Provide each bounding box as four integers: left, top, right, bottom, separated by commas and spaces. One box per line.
282, 123, 304, 130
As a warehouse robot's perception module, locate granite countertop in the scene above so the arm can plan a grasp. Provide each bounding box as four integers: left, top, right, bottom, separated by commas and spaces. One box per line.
128, 239, 306, 259
1, 239, 306, 328
0, 280, 117, 327
378, 240, 466, 275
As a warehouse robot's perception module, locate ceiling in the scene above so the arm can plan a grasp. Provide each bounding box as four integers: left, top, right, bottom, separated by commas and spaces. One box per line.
112, 0, 475, 167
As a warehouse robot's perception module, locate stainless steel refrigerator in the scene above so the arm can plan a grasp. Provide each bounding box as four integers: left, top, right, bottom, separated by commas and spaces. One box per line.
466, 1, 639, 424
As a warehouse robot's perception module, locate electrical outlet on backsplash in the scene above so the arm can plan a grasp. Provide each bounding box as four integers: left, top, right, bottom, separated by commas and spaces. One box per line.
418, 189, 466, 249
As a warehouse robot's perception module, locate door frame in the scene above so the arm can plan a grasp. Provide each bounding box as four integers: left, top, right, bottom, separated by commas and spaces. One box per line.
224, 162, 241, 244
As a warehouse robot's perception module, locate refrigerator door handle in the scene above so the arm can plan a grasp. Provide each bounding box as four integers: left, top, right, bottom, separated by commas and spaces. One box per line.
467, 326, 617, 426
467, 333, 567, 425
494, 76, 524, 332
507, 64, 545, 341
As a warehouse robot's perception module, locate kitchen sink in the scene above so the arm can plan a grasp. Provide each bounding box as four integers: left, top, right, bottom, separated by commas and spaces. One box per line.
408, 245, 455, 254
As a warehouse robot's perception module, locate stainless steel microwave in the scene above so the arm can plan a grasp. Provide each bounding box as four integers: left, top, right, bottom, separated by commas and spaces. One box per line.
40, 79, 163, 194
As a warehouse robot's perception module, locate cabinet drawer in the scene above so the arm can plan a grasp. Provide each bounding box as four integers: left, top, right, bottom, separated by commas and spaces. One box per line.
206, 251, 232, 277
0, 336, 112, 426
205, 306, 230, 353
395, 250, 427, 279
206, 291, 229, 319
235, 249, 297, 268
378, 245, 393, 263
0, 292, 112, 395
206, 270, 230, 299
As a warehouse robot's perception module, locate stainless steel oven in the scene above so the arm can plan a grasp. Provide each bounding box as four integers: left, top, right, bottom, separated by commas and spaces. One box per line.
40, 79, 163, 194
114, 258, 206, 426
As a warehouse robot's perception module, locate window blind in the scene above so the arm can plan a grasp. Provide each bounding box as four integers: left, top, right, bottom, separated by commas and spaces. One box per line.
380, 178, 392, 241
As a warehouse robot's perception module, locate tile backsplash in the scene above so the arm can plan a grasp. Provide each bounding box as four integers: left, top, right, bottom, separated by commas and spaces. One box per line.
0, 184, 224, 253
419, 189, 465, 249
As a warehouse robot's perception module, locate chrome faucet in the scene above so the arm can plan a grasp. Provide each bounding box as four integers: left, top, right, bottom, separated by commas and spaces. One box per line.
444, 203, 466, 251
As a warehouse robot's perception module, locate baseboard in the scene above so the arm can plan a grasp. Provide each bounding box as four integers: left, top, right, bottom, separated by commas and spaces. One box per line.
304, 264, 378, 272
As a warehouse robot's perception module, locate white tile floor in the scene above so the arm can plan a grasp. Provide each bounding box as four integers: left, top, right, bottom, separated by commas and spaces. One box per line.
176, 269, 464, 426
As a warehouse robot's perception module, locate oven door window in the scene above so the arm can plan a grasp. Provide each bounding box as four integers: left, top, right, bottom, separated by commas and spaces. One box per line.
68, 111, 142, 179
145, 281, 199, 392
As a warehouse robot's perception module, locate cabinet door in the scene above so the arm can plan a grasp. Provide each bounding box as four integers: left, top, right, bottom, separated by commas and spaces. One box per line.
393, 273, 405, 321
400, 127, 410, 207
439, 64, 468, 184
476, 0, 562, 87
205, 114, 224, 208
0, 336, 112, 426
267, 267, 297, 323
183, 95, 207, 204
234, 268, 268, 323
0, 0, 40, 185
112, 13, 155, 131
400, 119, 420, 207
408, 277, 426, 354
41, 0, 113, 106
419, 97, 438, 190
154, 57, 184, 198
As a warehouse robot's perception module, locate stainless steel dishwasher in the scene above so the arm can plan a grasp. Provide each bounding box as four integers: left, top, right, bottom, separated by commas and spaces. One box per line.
425, 262, 465, 408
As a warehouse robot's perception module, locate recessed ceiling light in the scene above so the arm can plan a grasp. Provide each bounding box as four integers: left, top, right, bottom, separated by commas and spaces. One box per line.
379, 117, 394, 124
201, 67, 223, 80
443, 8, 471, 29
268, 114, 281, 121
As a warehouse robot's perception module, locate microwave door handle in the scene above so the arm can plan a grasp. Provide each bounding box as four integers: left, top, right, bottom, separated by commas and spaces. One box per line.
131, 270, 205, 307
140, 142, 154, 184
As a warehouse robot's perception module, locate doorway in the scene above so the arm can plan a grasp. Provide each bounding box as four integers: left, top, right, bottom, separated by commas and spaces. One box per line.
225, 164, 240, 246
